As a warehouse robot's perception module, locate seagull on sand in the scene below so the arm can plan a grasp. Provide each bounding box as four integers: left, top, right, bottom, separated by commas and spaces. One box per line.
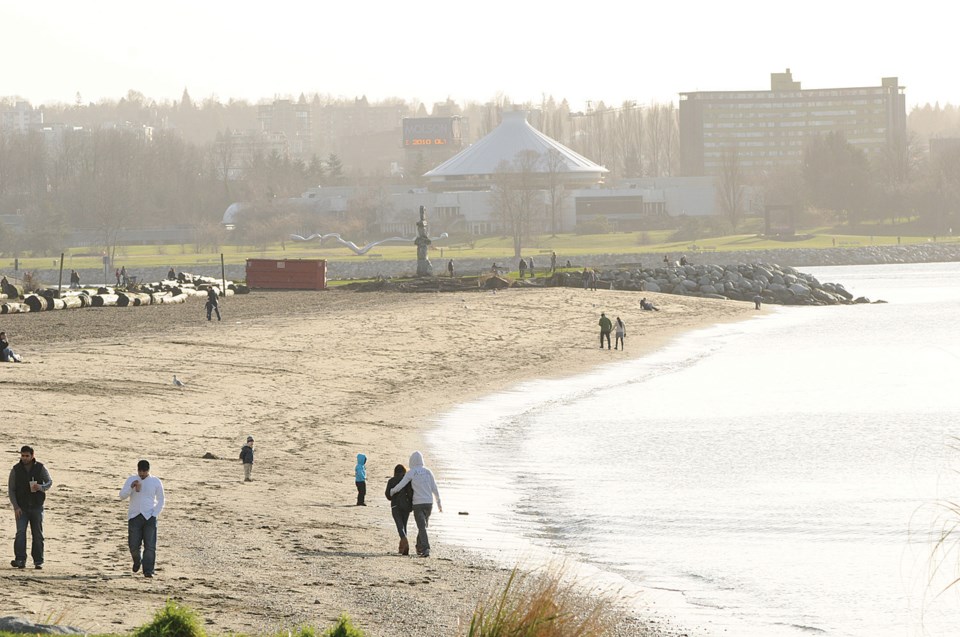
173, 375, 185, 387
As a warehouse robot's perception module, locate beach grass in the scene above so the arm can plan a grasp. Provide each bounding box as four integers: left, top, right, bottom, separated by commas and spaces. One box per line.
465, 567, 614, 637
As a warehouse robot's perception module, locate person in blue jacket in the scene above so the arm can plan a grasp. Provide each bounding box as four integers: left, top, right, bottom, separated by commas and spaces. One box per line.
355, 453, 367, 506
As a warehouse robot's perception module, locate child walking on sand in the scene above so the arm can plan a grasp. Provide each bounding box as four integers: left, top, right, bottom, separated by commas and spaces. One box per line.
355, 453, 367, 506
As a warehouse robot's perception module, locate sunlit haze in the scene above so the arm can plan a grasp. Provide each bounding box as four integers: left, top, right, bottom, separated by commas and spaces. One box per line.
1, 0, 956, 109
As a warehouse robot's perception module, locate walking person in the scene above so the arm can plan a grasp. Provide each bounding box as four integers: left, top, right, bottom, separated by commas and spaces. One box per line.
355, 453, 367, 506
754, 293, 763, 310
115, 268, 121, 286
239, 436, 254, 482
69, 270, 80, 289
389, 451, 442, 557
9, 446, 52, 569
598, 312, 612, 350
205, 288, 221, 321
385, 464, 414, 555
590, 269, 598, 291
614, 316, 626, 350
118, 459, 165, 578
120, 266, 127, 287
582, 268, 590, 289
550, 251, 557, 273
518, 258, 527, 280
447, 259, 454, 278
527, 257, 535, 278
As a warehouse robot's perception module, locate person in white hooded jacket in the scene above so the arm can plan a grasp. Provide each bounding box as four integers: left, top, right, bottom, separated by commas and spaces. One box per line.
389, 450, 442, 557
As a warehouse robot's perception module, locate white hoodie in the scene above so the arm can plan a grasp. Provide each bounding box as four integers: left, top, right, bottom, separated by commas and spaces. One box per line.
390, 451, 441, 509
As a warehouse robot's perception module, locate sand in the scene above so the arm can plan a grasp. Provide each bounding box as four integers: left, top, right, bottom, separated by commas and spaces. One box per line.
0, 286, 756, 635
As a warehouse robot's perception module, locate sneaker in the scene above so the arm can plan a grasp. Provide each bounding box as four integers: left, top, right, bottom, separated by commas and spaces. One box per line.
34, 563, 43, 570
10, 560, 25, 569
420, 551, 430, 558
143, 573, 154, 578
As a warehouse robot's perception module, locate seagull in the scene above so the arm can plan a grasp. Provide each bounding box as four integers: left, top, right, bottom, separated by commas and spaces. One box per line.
173, 375, 185, 387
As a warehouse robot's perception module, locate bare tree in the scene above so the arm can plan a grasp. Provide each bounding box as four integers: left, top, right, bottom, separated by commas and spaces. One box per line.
717, 147, 744, 231
544, 149, 568, 235
491, 150, 542, 257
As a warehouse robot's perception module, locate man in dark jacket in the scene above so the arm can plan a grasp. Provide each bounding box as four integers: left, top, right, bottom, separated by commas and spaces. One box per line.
8, 445, 53, 569
598, 312, 613, 350
206, 288, 221, 321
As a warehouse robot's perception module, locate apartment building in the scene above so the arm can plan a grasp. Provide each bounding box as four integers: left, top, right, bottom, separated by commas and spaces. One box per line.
679, 70, 907, 177
1, 101, 44, 134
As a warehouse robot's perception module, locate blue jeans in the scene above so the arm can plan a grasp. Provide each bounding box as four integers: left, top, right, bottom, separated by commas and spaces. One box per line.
392, 506, 411, 539
128, 514, 158, 575
14, 507, 44, 566
412, 503, 433, 555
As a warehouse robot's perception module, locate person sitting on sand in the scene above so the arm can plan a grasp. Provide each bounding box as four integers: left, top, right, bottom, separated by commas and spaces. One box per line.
385, 464, 414, 555
1, 331, 22, 362
640, 298, 660, 312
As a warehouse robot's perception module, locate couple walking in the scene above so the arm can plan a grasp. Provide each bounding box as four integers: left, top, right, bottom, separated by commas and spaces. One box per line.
385, 451, 442, 557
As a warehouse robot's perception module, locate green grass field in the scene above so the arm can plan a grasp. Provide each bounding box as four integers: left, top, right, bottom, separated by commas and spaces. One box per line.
4, 229, 957, 274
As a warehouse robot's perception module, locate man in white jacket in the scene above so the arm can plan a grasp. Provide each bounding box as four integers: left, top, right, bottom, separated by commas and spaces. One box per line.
119, 459, 165, 578
390, 451, 442, 557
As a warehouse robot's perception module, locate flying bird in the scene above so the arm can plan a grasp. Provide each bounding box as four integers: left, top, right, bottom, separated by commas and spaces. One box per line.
173, 375, 185, 387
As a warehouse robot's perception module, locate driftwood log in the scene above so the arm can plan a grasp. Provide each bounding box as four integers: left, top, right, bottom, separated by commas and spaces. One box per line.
90, 294, 119, 307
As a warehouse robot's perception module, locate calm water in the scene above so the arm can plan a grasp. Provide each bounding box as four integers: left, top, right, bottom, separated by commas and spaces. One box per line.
428, 263, 960, 637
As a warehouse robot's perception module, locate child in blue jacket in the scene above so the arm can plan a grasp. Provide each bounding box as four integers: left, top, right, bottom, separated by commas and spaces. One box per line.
355, 453, 367, 506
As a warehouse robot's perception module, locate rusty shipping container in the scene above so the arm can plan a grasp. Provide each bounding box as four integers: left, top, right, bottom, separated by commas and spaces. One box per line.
245, 259, 326, 290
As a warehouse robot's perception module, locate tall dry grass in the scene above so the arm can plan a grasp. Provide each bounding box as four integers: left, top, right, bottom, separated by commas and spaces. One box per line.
465, 567, 615, 637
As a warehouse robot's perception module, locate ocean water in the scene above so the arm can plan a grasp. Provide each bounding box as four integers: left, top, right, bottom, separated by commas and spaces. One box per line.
428, 262, 960, 637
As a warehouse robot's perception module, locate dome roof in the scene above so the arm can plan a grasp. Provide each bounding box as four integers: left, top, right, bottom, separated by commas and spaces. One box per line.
424, 111, 607, 179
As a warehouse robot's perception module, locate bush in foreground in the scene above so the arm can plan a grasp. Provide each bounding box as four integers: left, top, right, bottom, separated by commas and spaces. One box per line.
466, 567, 613, 637
320, 614, 365, 637
133, 600, 205, 637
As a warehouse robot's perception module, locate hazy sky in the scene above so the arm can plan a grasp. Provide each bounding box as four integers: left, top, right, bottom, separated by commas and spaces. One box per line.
1, 0, 955, 110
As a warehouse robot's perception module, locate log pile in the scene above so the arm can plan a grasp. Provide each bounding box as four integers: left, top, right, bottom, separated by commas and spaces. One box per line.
1, 272, 245, 314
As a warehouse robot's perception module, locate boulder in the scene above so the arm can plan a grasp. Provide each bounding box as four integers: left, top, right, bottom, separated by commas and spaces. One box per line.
0, 617, 84, 635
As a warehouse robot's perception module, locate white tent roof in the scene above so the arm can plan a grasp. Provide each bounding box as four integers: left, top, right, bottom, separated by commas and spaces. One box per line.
424, 111, 607, 178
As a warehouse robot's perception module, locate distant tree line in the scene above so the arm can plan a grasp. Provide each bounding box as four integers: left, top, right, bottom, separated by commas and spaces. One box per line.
1, 90, 959, 258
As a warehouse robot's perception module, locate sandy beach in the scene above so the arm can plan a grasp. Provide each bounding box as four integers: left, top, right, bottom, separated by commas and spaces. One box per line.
0, 286, 755, 635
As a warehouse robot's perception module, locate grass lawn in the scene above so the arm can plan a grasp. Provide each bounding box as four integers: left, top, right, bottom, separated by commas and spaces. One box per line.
4, 229, 958, 274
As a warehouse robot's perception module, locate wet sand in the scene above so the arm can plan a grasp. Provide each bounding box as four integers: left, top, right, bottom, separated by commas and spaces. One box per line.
0, 286, 755, 635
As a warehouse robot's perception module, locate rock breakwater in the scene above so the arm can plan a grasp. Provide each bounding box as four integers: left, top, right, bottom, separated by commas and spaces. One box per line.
558, 262, 870, 306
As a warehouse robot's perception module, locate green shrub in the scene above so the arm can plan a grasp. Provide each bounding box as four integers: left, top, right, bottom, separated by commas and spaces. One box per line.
321, 614, 365, 637
467, 568, 612, 637
133, 600, 205, 637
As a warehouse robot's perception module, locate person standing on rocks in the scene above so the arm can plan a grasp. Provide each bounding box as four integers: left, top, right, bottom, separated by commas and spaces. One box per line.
9, 445, 52, 570
389, 451, 442, 557
528, 257, 535, 278
447, 259, 455, 278
551, 251, 557, 273
598, 312, 613, 350
119, 459, 165, 578
614, 317, 626, 350
518, 258, 527, 280
240, 436, 254, 482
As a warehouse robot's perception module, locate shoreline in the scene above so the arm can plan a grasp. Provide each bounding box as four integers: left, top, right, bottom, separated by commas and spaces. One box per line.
1, 288, 755, 635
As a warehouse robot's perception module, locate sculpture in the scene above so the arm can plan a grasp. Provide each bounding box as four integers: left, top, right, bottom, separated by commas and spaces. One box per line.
414, 205, 433, 277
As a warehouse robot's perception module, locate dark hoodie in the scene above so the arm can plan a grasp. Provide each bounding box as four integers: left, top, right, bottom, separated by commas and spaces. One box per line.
385, 464, 413, 512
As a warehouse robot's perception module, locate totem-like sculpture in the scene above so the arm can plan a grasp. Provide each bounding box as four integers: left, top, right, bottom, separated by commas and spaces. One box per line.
415, 205, 433, 277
